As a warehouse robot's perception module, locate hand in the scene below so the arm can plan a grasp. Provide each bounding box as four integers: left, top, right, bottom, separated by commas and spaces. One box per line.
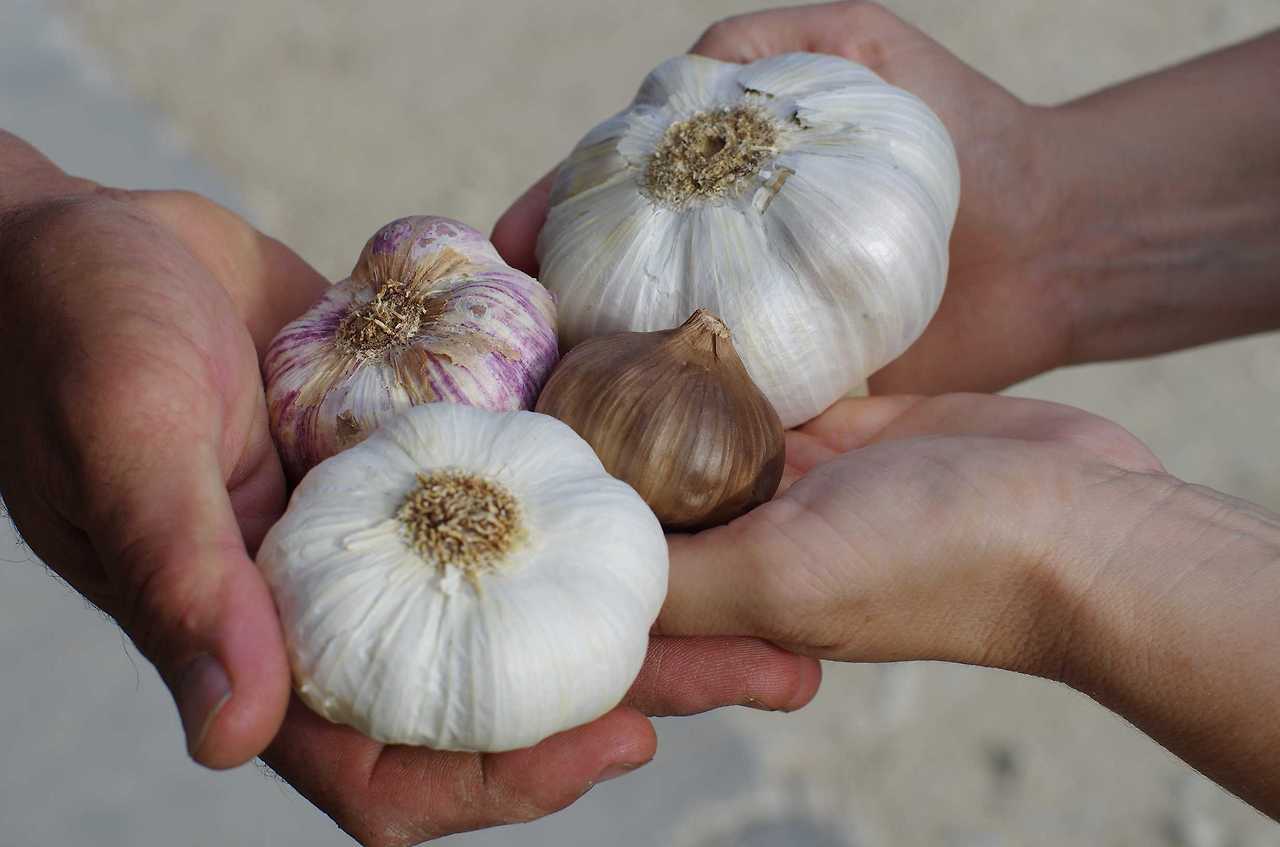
493, 1, 1064, 394
659, 395, 1280, 819
0, 137, 819, 845
658, 393, 1165, 673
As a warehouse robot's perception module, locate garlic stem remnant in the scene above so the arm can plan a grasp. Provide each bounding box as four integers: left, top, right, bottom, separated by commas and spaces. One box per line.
538, 53, 960, 427
256, 403, 669, 752
536, 309, 784, 531
398, 470, 523, 578
644, 104, 780, 209
265, 216, 558, 481
336, 278, 437, 356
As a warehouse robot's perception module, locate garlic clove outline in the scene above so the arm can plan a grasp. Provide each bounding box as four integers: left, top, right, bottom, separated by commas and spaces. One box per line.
256, 401, 668, 752
265, 216, 558, 482
536, 309, 785, 531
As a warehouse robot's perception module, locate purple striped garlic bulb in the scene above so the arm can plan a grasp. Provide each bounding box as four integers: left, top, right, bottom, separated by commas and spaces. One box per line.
265, 216, 558, 482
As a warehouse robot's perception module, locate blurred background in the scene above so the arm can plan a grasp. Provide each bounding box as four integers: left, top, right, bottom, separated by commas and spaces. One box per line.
3, 0, 1280, 844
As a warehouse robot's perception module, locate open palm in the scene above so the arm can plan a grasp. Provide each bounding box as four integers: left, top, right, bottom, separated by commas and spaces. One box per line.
661, 393, 1164, 672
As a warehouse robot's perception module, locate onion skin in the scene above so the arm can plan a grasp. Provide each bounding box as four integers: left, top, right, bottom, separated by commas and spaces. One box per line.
535, 310, 784, 531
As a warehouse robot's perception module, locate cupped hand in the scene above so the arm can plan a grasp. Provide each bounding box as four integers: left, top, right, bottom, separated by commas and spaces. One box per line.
0, 184, 323, 769
0, 143, 818, 845
658, 393, 1167, 677
493, 0, 1065, 395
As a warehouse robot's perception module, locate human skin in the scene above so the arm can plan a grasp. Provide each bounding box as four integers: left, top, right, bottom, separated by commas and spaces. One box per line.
660, 393, 1280, 819
490, 0, 1280, 822
493, 2, 1280, 394
0, 133, 820, 846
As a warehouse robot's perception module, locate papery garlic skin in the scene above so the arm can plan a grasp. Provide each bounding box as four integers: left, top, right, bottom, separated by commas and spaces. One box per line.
536, 310, 784, 531
266, 216, 558, 481
537, 53, 960, 427
257, 403, 668, 752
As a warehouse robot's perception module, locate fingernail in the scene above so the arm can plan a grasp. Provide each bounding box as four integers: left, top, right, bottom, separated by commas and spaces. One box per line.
175, 653, 231, 760
742, 695, 776, 711
596, 760, 646, 784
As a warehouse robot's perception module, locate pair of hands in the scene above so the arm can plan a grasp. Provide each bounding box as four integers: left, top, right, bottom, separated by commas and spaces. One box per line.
0, 3, 1169, 845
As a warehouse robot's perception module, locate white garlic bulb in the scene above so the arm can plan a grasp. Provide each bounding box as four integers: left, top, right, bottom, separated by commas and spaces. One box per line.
256, 402, 668, 752
537, 53, 960, 427
266, 216, 558, 482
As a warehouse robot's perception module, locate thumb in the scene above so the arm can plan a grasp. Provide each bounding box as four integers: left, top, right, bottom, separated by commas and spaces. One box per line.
657, 521, 791, 643
87, 442, 290, 769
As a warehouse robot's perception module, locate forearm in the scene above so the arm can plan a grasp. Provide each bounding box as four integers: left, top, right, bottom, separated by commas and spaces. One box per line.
1039, 31, 1280, 363
1057, 475, 1280, 816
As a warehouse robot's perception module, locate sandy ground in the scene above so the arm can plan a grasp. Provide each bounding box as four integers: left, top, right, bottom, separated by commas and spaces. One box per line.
3, 1, 1280, 845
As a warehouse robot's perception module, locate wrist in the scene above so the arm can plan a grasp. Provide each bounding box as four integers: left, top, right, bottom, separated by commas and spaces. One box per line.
1040, 471, 1280, 694
1037, 471, 1280, 812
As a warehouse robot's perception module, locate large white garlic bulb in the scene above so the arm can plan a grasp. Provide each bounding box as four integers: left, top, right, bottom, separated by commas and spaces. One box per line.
538, 53, 961, 426
256, 403, 668, 752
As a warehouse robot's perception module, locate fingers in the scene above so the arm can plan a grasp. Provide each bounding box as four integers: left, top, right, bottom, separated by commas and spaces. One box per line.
0, 189, 295, 769
84, 438, 290, 769
691, 2, 887, 65
262, 634, 821, 844
785, 395, 926, 468
265, 699, 655, 847
788, 394, 1163, 476
690, 11, 790, 63
624, 636, 820, 715
860, 393, 1165, 472
490, 167, 557, 277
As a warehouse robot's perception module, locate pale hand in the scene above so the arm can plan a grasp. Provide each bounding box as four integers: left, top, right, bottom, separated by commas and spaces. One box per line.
661, 393, 1280, 819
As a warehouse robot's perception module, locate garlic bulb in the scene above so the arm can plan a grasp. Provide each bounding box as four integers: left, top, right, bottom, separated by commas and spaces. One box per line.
537, 53, 960, 427
266, 216, 558, 481
536, 310, 784, 531
256, 402, 668, 752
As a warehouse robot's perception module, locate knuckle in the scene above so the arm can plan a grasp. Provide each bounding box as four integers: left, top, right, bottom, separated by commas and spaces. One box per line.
115, 539, 212, 665
344, 758, 568, 847
697, 17, 739, 50
90, 185, 135, 205
843, 0, 890, 27
478, 757, 566, 822
134, 188, 221, 223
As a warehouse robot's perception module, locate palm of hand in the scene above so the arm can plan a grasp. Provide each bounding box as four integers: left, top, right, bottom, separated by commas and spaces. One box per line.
663, 393, 1164, 671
